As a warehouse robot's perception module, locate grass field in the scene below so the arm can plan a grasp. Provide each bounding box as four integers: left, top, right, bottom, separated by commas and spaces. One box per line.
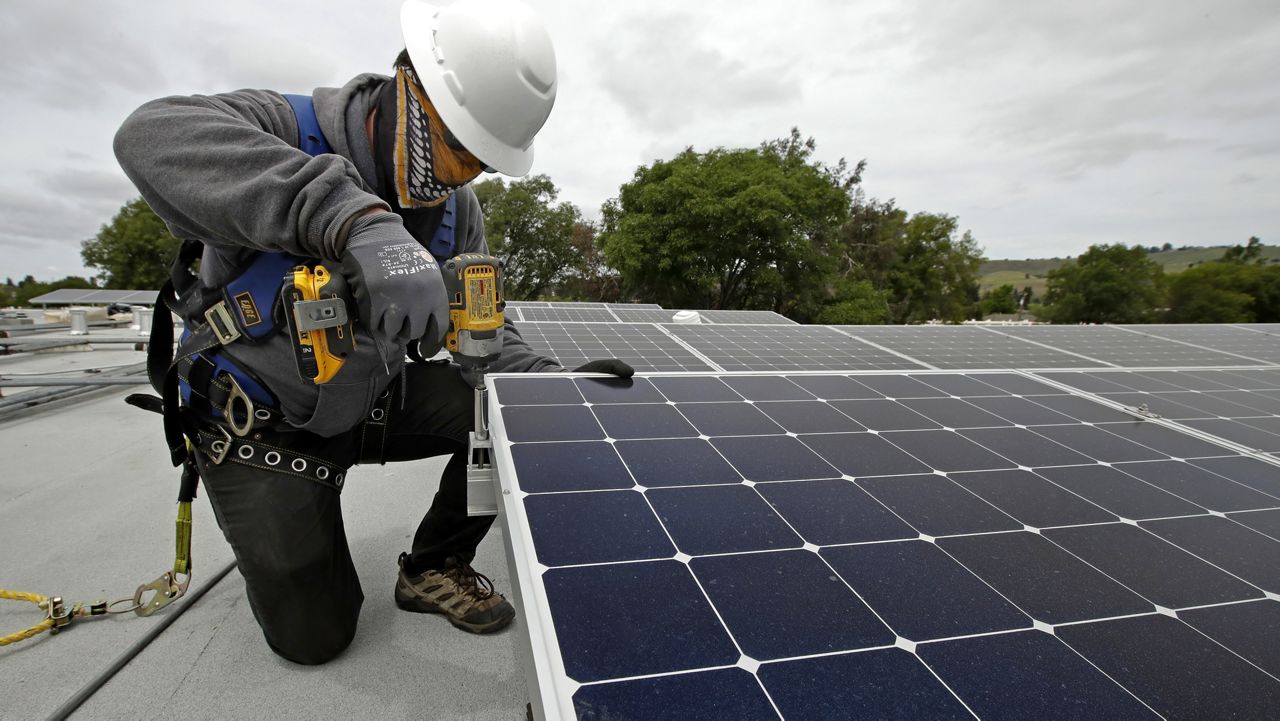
979, 245, 1280, 297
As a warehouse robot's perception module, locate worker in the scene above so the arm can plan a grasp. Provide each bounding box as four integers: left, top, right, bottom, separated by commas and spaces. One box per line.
113, 0, 632, 665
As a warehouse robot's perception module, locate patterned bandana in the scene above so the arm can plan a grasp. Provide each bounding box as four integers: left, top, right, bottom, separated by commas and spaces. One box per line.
381, 65, 485, 209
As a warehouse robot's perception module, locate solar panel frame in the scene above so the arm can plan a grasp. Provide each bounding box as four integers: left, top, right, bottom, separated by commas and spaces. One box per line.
486, 369, 1280, 719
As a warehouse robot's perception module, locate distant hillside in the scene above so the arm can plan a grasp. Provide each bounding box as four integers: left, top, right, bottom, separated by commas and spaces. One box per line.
979, 244, 1280, 297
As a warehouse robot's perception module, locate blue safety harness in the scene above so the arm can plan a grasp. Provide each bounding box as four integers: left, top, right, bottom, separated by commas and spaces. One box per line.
139, 92, 458, 468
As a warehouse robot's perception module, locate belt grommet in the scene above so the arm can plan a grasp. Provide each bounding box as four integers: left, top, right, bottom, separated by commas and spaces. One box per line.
371, 408, 385, 421
317, 466, 330, 480
292, 458, 308, 472
335, 472, 345, 488
237, 445, 254, 460
264, 451, 281, 466
254, 409, 272, 420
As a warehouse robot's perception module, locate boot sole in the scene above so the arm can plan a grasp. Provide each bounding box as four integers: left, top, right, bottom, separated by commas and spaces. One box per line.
395, 594, 515, 634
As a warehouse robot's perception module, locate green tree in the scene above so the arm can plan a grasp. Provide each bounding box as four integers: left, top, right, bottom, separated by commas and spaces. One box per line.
1166, 240, 1280, 322
1220, 236, 1265, 265
473, 175, 582, 300
980, 284, 1019, 316
599, 129, 859, 317
81, 197, 181, 289
814, 278, 891, 324
836, 197, 984, 323
1040, 244, 1165, 323
560, 221, 622, 302
1165, 263, 1257, 322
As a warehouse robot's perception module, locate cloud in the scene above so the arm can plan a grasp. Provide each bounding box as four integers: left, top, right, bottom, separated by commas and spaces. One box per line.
1217, 139, 1280, 158
0, 1, 167, 109
0, 0, 1277, 278
589, 8, 801, 132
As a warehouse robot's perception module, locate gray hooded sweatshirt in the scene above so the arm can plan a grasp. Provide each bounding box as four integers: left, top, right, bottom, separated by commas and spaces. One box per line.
114, 74, 561, 436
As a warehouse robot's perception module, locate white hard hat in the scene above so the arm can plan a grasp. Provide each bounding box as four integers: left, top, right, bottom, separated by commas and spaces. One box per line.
401, 0, 557, 177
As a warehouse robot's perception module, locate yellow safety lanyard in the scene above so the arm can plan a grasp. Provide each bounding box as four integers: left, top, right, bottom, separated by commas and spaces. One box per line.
0, 451, 196, 646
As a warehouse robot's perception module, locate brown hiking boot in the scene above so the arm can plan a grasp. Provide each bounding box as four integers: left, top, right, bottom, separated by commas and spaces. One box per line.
394, 554, 515, 634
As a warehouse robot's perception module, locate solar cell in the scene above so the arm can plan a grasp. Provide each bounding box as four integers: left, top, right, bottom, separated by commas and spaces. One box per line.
840, 325, 1105, 369
488, 371, 1280, 719
985, 325, 1268, 367
512, 322, 715, 372
1038, 368, 1280, 456
664, 324, 927, 371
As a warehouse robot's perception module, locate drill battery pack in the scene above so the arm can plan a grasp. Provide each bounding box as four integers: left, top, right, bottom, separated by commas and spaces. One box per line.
442, 254, 506, 366
280, 264, 356, 384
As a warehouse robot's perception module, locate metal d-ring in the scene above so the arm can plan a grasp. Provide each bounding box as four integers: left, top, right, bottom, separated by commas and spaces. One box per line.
224, 375, 255, 437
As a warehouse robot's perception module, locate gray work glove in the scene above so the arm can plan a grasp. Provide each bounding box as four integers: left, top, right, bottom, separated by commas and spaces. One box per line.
569, 359, 635, 378
341, 212, 448, 360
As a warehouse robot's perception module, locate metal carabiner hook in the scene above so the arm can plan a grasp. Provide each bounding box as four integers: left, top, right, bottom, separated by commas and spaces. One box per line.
133, 570, 191, 617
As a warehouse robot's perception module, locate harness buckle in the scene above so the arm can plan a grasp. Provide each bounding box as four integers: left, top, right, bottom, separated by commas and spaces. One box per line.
293, 297, 348, 332
204, 301, 241, 345
224, 375, 255, 437
207, 425, 233, 464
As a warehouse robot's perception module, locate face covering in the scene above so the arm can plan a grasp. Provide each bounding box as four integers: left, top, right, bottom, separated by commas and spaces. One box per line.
374, 65, 486, 210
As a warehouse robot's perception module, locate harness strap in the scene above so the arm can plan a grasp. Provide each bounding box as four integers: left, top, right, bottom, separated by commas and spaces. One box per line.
193, 428, 347, 493
357, 387, 396, 465
283, 94, 334, 156
176, 354, 286, 428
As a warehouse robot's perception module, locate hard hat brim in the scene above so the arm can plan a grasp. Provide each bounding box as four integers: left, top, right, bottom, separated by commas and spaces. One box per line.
401, 0, 537, 177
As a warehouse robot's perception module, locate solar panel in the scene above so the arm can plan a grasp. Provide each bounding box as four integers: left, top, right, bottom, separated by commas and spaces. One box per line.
1122, 324, 1280, 364
511, 322, 716, 372
664, 324, 927, 371
984, 325, 1267, 367
516, 307, 620, 323
608, 308, 688, 323
488, 371, 1280, 719
840, 325, 1106, 369
507, 301, 552, 308
696, 310, 796, 325
607, 303, 663, 310
1037, 368, 1280, 458
26, 288, 158, 305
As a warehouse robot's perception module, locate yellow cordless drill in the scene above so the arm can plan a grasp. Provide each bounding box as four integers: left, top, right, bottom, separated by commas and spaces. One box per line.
442, 254, 506, 378
440, 255, 506, 507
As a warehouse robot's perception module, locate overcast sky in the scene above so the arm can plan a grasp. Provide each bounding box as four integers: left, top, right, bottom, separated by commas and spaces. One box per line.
1, 0, 1277, 282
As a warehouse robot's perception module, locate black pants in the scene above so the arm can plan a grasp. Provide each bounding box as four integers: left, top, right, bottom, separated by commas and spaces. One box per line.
195, 361, 494, 665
